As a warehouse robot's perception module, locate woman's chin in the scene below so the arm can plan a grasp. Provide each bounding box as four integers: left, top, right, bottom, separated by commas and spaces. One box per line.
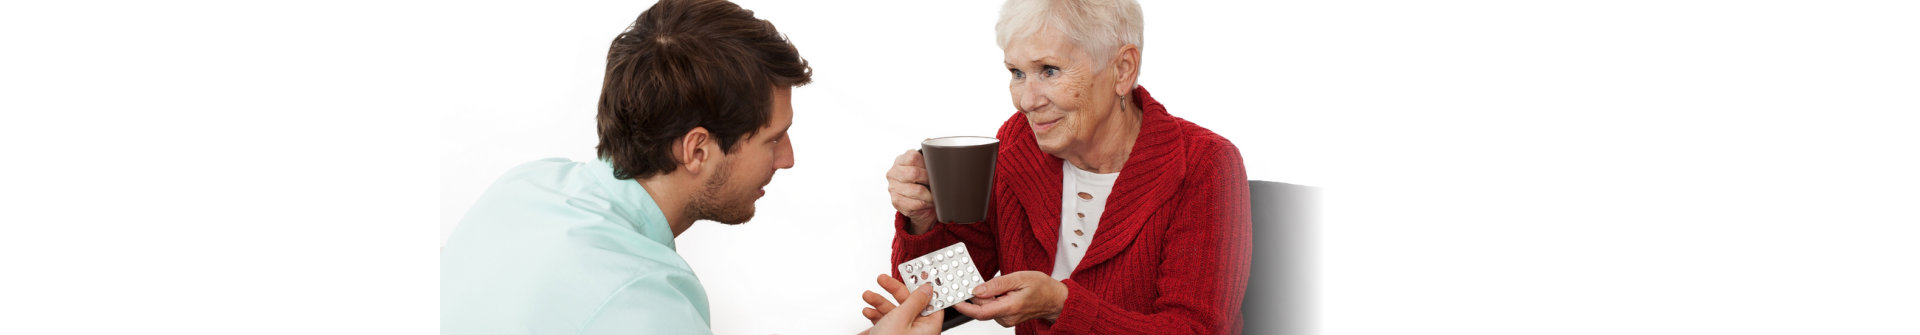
1033, 136, 1069, 155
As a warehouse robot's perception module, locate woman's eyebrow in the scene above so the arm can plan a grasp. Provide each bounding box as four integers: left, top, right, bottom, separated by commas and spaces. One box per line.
1006, 56, 1058, 67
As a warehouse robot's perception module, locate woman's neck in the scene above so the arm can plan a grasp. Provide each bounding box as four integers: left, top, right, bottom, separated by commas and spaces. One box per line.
1064, 98, 1142, 174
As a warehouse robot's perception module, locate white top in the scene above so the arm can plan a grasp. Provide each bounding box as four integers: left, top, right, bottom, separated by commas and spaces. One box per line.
1051, 161, 1121, 280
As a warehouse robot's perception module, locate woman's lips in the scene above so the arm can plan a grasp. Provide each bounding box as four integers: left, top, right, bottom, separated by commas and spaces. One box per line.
1032, 118, 1060, 132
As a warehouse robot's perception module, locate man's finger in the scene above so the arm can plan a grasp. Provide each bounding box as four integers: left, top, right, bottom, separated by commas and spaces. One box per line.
862, 290, 896, 315
877, 285, 936, 326
875, 274, 911, 302
897, 284, 934, 313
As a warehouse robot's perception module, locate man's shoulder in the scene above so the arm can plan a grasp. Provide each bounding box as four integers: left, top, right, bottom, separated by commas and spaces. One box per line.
444, 156, 667, 279
463, 158, 613, 217
441, 191, 702, 334
491, 157, 596, 189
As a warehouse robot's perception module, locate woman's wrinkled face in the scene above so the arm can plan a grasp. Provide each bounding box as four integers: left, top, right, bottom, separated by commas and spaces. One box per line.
1004, 27, 1120, 156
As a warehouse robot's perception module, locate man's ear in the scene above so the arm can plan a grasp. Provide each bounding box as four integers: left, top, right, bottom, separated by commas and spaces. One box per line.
1110, 43, 1141, 97
674, 127, 714, 175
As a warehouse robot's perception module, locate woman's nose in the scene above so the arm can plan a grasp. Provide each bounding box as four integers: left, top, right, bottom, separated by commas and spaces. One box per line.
1018, 79, 1048, 112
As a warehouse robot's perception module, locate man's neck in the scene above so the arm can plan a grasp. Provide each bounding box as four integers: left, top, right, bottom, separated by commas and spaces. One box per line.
636, 174, 698, 237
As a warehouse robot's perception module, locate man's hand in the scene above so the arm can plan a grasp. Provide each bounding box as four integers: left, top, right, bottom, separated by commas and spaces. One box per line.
952, 271, 1067, 327
858, 274, 944, 335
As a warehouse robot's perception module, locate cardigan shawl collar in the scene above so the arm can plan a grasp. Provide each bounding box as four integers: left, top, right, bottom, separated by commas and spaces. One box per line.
998, 86, 1187, 274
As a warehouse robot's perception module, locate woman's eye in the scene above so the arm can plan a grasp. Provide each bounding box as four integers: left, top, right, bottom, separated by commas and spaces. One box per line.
1042, 66, 1060, 78
1009, 68, 1024, 79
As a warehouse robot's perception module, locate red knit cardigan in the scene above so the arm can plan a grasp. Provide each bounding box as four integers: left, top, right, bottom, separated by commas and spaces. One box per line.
891, 86, 1253, 334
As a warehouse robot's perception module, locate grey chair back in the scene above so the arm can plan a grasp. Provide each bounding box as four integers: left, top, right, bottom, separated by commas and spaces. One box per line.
1243, 180, 1316, 335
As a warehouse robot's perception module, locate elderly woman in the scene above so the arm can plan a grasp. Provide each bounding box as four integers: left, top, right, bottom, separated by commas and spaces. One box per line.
860, 0, 1252, 334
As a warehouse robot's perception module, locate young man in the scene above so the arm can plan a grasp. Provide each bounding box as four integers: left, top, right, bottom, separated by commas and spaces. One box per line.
439, 0, 809, 333
443, 0, 949, 333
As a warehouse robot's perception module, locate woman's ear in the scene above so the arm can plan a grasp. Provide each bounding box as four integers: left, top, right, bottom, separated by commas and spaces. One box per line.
1110, 43, 1141, 97
675, 127, 713, 175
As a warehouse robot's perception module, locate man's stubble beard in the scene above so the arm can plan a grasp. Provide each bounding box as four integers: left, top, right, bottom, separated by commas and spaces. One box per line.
687, 158, 754, 225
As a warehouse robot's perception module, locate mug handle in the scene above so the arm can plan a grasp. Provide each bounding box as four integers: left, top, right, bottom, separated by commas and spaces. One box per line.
916, 149, 932, 193
916, 148, 937, 223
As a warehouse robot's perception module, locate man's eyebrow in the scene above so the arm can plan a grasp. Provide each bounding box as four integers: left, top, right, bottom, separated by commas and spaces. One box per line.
772, 123, 790, 139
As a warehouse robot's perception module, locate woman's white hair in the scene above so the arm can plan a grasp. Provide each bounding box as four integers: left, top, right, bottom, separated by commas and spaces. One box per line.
994, 0, 1144, 67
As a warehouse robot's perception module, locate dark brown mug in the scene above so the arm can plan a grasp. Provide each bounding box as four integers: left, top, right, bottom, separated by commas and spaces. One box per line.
920, 136, 999, 224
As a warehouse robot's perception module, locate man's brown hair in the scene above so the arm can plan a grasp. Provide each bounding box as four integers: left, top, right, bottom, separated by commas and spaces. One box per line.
597, 0, 811, 180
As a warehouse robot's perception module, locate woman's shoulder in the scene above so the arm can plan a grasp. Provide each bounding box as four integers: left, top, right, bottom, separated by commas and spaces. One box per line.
1148, 115, 1245, 186
1175, 118, 1235, 152
1147, 109, 1240, 165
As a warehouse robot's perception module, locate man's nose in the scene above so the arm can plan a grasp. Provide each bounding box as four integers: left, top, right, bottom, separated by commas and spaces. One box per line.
775, 137, 795, 169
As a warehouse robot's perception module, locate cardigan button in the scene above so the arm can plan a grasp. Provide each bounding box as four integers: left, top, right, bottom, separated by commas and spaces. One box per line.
1074, 229, 1084, 236
1077, 192, 1093, 200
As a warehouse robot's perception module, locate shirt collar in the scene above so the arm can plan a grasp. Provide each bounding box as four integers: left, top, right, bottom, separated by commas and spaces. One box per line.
586, 158, 677, 250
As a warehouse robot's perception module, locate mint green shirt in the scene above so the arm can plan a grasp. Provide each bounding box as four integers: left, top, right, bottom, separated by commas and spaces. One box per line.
442, 158, 711, 335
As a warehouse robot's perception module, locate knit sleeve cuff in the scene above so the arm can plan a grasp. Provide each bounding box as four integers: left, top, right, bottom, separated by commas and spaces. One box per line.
893, 211, 949, 243
890, 212, 956, 280
1050, 279, 1101, 334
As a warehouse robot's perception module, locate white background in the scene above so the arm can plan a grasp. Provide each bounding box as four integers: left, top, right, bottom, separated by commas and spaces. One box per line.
4, 0, 1917, 334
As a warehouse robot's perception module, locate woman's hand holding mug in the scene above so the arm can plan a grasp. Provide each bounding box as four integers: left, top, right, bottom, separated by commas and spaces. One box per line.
887, 149, 938, 234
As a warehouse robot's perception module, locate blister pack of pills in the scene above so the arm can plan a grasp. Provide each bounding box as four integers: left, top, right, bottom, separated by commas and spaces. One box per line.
897, 242, 986, 316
